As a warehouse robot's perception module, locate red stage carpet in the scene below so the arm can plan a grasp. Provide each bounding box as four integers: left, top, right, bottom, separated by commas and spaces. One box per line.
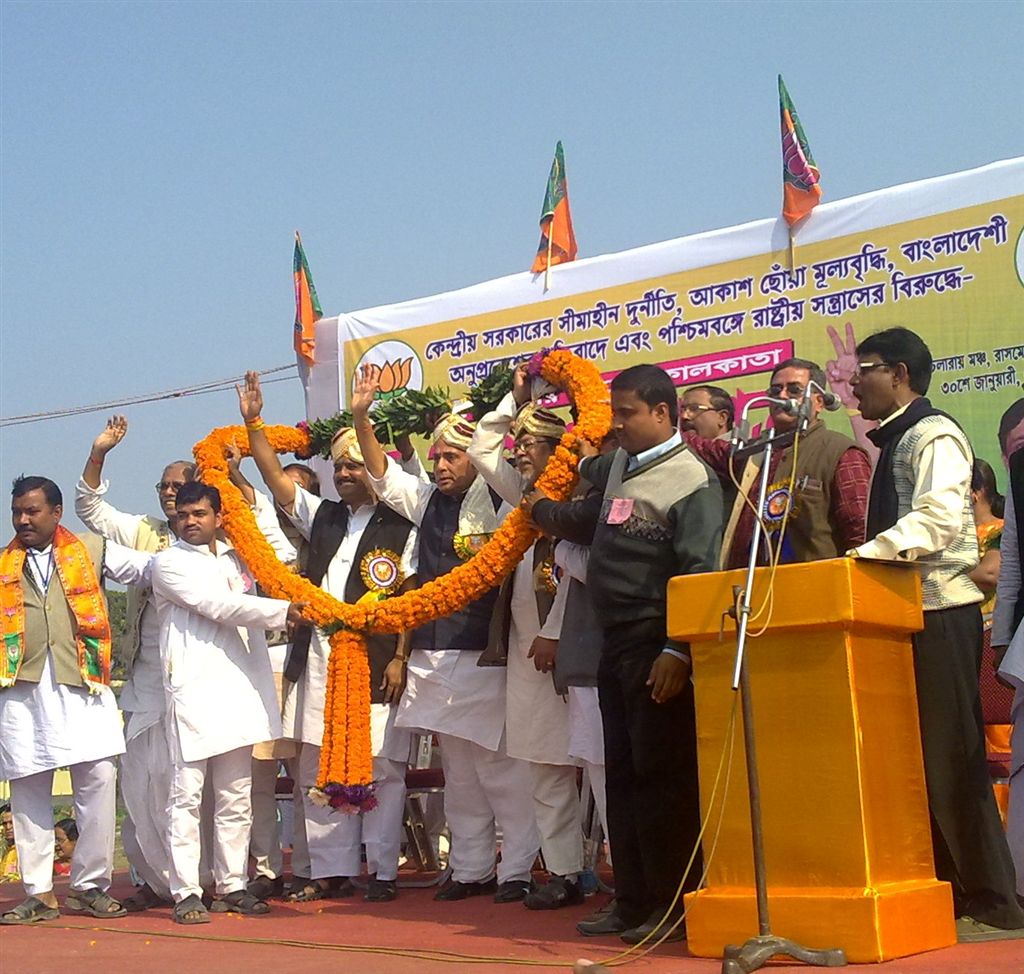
0, 875, 1019, 974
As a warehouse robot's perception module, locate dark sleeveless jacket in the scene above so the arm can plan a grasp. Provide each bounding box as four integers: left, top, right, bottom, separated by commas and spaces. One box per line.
411, 487, 502, 653
284, 500, 413, 704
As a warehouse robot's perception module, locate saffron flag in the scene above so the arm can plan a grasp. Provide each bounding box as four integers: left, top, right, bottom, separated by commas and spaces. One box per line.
779, 75, 822, 227
531, 141, 578, 274
293, 231, 322, 367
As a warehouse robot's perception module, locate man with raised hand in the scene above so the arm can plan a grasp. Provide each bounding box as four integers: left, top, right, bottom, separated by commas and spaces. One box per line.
350, 364, 541, 905
74, 415, 195, 911
152, 480, 306, 924
467, 364, 585, 911
239, 371, 416, 905
1, 475, 151, 925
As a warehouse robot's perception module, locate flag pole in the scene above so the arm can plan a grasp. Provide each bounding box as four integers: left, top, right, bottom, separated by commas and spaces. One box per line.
543, 218, 554, 292
788, 226, 796, 272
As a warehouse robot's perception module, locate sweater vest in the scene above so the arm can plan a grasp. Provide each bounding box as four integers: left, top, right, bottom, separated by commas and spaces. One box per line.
288, 501, 413, 703
123, 515, 172, 672
892, 415, 982, 610
20, 532, 105, 686
411, 488, 501, 653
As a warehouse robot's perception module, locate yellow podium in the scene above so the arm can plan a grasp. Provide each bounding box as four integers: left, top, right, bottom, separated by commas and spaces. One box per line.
666, 558, 956, 963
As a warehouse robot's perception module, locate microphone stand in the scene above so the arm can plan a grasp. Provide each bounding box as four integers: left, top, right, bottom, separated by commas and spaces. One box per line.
721, 396, 846, 974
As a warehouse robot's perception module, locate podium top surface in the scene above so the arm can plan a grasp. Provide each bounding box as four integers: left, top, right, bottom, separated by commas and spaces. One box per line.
667, 557, 923, 642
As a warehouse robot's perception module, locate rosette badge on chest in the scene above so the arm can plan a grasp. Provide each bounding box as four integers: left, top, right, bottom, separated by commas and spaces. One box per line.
359, 548, 404, 598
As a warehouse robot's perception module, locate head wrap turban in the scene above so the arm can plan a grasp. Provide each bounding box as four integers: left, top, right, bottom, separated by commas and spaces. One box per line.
511, 403, 566, 442
431, 412, 476, 452
330, 427, 365, 466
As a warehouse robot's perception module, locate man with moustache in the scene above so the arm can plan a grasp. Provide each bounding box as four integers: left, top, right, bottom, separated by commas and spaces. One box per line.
684, 358, 870, 569
74, 416, 197, 911
351, 365, 541, 905
240, 371, 416, 905
1, 476, 151, 925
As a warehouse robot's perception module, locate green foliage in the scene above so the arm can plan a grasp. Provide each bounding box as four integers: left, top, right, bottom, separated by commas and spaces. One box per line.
468, 361, 516, 419
105, 589, 130, 681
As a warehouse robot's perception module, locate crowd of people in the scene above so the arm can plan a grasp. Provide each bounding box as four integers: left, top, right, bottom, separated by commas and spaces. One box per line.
1, 326, 1022, 947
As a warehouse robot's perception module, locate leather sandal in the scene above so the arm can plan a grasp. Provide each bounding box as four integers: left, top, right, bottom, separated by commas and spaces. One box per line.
65, 887, 127, 918
122, 884, 167, 913
173, 894, 211, 925
0, 896, 60, 925
209, 889, 270, 915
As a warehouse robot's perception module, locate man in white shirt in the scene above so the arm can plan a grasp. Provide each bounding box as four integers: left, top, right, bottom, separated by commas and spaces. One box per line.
350, 366, 541, 905
152, 481, 306, 924
468, 364, 585, 911
75, 415, 196, 911
851, 327, 1024, 937
239, 371, 416, 904
1, 476, 151, 925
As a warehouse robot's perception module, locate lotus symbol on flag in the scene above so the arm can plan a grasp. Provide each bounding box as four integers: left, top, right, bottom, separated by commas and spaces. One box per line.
782, 117, 820, 190
368, 358, 414, 400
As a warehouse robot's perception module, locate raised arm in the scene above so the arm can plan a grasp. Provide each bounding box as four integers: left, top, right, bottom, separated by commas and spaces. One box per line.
76, 415, 146, 545
467, 392, 525, 506
236, 370, 297, 512
351, 364, 390, 480
225, 441, 257, 507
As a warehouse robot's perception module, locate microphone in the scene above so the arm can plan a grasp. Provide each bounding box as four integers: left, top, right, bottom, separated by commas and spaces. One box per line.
801, 380, 842, 413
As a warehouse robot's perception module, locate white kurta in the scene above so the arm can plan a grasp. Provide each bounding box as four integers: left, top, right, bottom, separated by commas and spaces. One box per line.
74, 478, 167, 737
467, 393, 574, 765
367, 456, 510, 751
151, 539, 288, 763
0, 539, 152, 780
285, 487, 416, 759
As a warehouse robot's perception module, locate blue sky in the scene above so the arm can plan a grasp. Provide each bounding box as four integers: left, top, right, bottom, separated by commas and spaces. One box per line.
2, 0, 1022, 526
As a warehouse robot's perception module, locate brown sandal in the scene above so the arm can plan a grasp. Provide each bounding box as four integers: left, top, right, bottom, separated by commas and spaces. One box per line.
65, 887, 127, 918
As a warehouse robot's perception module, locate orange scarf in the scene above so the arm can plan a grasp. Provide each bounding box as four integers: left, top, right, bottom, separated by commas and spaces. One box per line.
0, 525, 112, 691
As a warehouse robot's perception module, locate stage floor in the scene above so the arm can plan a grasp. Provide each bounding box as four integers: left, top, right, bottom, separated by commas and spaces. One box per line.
1, 875, 1020, 974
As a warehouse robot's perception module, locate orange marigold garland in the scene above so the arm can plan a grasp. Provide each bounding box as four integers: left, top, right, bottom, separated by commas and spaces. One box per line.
194, 349, 610, 812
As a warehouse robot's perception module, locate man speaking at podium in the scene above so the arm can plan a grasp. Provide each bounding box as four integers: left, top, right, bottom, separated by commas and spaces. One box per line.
850, 326, 1024, 938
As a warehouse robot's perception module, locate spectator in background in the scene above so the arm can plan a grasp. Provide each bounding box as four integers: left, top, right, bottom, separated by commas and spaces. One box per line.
1, 804, 19, 883
679, 385, 734, 441
53, 819, 78, 878
971, 458, 1005, 625
993, 398, 1024, 906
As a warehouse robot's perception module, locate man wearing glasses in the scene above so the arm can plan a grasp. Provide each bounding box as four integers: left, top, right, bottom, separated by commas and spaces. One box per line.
850, 328, 1024, 939
75, 416, 195, 912
679, 385, 734, 441
684, 358, 870, 570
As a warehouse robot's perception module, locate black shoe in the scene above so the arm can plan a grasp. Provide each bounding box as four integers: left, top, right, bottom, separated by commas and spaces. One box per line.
493, 880, 532, 904
524, 876, 584, 911
246, 875, 284, 901
434, 878, 498, 901
620, 906, 686, 945
577, 901, 642, 937
364, 877, 398, 902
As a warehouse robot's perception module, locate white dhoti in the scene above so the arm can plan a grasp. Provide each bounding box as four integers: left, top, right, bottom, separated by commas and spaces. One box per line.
120, 715, 174, 899
167, 741, 253, 901
568, 685, 609, 864
298, 703, 409, 881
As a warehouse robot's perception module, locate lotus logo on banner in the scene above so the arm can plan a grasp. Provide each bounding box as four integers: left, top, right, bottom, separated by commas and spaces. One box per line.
352, 340, 423, 401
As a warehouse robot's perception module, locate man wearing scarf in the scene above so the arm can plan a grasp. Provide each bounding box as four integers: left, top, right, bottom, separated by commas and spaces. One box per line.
350, 365, 541, 905
850, 327, 1024, 938
239, 372, 416, 905
1, 476, 152, 925
468, 365, 586, 911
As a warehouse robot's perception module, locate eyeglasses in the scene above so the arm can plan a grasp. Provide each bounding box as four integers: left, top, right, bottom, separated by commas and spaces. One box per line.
852, 361, 892, 379
766, 382, 807, 398
513, 438, 551, 454
155, 481, 188, 493
680, 404, 714, 416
